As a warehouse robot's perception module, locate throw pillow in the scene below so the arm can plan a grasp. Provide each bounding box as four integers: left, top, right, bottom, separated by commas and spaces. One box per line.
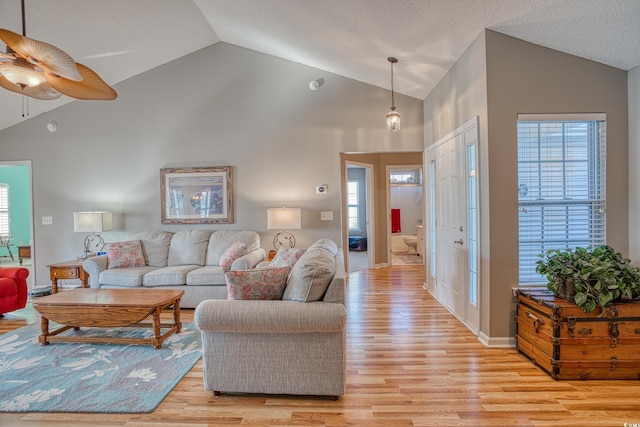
225, 267, 290, 300
107, 240, 145, 269
220, 241, 248, 270
282, 247, 336, 302
270, 247, 306, 268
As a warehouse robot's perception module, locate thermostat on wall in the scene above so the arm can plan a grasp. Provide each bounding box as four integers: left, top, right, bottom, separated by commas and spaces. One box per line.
316, 184, 328, 194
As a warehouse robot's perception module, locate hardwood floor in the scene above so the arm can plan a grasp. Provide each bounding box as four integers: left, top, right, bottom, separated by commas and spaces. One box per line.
2, 265, 640, 426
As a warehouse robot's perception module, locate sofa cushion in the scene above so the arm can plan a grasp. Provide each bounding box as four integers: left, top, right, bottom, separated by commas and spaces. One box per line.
220, 241, 247, 270
225, 267, 290, 300
206, 230, 260, 266
270, 247, 306, 268
126, 231, 173, 267
99, 266, 158, 287
186, 266, 226, 286
143, 265, 201, 287
282, 243, 336, 302
106, 240, 145, 269
168, 229, 212, 266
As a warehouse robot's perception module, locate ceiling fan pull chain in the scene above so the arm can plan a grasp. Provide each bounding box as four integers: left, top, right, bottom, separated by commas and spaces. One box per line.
21, 0, 26, 36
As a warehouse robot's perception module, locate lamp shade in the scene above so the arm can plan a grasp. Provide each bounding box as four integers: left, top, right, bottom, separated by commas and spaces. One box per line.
267, 208, 301, 230
73, 211, 113, 233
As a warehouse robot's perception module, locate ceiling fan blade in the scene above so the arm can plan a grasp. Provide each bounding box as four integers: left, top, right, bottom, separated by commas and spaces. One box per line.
0, 51, 15, 61
46, 62, 117, 100
0, 28, 82, 81
0, 75, 62, 100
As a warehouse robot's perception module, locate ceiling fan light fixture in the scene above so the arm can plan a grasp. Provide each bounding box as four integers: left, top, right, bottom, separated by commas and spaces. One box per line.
0, 60, 46, 88
386, 56, 400, 132
0, 1, 117, 102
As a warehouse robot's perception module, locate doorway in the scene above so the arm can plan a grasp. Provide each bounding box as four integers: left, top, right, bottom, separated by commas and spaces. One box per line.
345, 162, 374, 273
386, 165, 424, 266
341, 152, 424, 273
0, 161, 35, 288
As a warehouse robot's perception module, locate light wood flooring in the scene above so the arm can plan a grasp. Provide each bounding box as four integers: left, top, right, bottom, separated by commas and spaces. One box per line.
2, 265, 640, 426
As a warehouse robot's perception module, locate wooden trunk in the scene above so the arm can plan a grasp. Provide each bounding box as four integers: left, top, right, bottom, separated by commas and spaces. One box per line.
515, 287, 640, 380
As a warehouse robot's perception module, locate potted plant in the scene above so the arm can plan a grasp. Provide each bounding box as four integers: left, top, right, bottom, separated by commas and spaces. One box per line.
535, 245, 640, 313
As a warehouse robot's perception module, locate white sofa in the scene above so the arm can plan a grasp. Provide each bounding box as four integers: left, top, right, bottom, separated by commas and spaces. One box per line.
83, 229, 266, 308
194, 239, 347, 398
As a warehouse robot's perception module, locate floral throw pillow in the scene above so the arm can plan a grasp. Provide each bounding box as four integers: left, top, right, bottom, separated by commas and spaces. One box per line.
107, 240, 145, 269
220, 241, 247, 270
225, 267, 290, 300
270, 247, 306, 268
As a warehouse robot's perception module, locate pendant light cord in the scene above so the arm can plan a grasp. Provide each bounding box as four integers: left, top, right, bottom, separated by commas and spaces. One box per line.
390, 61, 395, 109
388, 57, 398, 109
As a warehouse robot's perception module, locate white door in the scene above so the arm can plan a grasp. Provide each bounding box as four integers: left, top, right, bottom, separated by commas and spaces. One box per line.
434, 134, 466, 315
425, 118, 480, 333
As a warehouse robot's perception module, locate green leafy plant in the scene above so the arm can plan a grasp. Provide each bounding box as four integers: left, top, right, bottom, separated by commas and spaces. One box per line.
535, 245, 640, 313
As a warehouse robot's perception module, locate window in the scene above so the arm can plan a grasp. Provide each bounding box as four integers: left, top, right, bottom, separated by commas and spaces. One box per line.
0, 184, 9, 237
517, 114, 606, 284
347, 180, 359, 231
428, 161, 436, 277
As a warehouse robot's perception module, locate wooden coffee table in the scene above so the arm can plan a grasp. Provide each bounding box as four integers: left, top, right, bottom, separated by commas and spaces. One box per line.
32, 289, 184, 349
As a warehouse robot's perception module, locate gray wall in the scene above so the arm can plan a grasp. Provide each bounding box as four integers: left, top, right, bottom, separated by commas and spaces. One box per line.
629, 66, 640, 263
422, 31, 491, 339
485, 30, 628, 341
0, 42, 424, 286
424, 29, 629, 344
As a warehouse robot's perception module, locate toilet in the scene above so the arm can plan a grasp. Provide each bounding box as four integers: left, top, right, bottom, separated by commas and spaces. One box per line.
403, 235, 418, 255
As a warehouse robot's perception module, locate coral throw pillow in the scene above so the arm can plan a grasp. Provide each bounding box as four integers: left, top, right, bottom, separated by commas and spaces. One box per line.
225, 267, 290, 300
107, 240, 145, 269
220, 241, 247, 270
270, 247, 306, 268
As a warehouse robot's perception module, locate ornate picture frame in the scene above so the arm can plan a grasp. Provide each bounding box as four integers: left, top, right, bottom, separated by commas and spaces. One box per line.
160, 166, 234, 224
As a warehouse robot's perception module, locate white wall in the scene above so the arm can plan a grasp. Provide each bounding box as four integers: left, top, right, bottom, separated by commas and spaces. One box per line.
629, 66, 640, 263
0, 42, 424, 286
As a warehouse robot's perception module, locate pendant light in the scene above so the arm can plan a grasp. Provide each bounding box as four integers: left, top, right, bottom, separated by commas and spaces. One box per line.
386, 57, 400, 132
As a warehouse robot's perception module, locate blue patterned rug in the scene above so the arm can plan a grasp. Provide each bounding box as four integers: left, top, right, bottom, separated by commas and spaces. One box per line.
0, 322, 202, 413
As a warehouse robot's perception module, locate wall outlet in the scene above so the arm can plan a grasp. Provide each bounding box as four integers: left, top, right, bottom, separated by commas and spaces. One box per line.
320, 211, 333, 221
42, 216, 53, 225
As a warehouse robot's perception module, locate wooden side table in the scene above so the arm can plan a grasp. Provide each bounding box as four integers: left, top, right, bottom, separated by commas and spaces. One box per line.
47, 260, 90, 293
17, 245, 31, 265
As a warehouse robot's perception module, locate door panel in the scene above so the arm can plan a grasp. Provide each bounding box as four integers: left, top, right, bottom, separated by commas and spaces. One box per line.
434, 134, 466, 316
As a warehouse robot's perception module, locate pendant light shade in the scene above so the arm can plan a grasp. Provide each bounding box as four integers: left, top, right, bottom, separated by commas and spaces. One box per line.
386, 57, 400, 132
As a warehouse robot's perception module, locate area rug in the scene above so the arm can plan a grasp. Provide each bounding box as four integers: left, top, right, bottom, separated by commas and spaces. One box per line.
0, 322, 201, 413
395, 253, 424, 265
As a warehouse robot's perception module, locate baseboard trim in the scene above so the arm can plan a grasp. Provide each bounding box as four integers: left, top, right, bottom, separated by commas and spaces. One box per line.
478, 333, 516, 348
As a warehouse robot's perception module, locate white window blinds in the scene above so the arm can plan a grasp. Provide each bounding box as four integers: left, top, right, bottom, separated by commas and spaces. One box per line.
517, 115, 606, 284
0, 184, 9, 237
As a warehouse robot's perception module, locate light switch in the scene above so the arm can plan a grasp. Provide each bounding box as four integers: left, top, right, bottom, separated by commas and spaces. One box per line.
42, 216, 53, 225
320, 211, 333, 221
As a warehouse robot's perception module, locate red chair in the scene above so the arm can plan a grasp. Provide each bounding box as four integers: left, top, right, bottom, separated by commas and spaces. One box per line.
0, 267, 29, 317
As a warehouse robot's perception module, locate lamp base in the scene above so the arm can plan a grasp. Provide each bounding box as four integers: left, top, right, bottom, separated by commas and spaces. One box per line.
273, 231, 296, 250
83, 233, 105, 257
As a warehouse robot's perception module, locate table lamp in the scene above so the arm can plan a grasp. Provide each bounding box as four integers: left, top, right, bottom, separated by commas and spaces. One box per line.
73, 211, 113, 256
267, 207, 301, 250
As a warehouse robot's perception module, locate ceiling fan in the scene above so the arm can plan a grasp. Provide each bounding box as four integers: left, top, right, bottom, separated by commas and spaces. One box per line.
0, 0, 117, 101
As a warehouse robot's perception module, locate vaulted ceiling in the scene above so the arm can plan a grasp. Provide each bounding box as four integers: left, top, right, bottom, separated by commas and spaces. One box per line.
1, 0, 638, 132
